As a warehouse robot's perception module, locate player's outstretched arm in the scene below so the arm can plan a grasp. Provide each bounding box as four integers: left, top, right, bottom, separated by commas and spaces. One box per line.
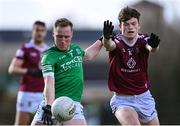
42, 75, 54, 125
83, 40, 103, 62
103, 20, 116, 51
40, 53, 55, 125
146, 33, 160, 52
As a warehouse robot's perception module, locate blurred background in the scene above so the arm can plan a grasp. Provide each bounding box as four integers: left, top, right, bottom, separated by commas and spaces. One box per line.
0, 0, 180, 124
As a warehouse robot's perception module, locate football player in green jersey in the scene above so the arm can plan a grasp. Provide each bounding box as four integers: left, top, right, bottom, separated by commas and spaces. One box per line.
31, 18, 103, 125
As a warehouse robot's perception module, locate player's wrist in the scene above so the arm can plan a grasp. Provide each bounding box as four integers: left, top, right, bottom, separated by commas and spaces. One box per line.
23, 68, 28, 74
103, 37, 110, 42
103, 37, 112, 43
103, 35, 113, 40
147, 42, 159, 49
46, 105, 51, 112
146, 44, 152, 51
45, 105, 51, 109
26, 69, 32, 75
43, 105, 52, 113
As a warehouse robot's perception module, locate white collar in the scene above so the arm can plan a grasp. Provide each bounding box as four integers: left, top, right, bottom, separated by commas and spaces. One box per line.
29, 40, 48, 52
121, 34, 138, 47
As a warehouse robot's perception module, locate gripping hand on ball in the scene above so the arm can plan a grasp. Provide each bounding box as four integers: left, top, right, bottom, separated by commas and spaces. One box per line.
42, 105, 53, 125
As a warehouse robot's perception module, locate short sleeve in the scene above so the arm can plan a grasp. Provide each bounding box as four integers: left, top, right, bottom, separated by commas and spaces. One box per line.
79, 47, 85, 57
137, 34, 150, 54
139, 34, 149, 46
41, 52, 56, 76
110, 37, 122, 54
75, 44, 85, 57
15, 44, 25, 59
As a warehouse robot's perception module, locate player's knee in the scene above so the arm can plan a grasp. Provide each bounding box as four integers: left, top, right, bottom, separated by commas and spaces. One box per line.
118, 114, 140, 125
123, 116, 140, 125
115, 108, 140, 125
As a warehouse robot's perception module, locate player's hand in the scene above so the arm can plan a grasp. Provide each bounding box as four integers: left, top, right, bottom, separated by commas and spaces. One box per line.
148, 33, 160, 48
103, 20, 114, 39
26, 68, 42, 77
42, 105, 53, 125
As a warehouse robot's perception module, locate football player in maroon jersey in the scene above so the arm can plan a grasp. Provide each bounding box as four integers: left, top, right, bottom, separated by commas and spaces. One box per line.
102, 7, 160, 125
8, 21, 48, 125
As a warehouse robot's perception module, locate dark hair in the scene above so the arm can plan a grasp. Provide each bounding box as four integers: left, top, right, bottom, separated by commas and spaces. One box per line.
33, 20, 46, 27
118, 6, 141, 23
54, 18, 73, 29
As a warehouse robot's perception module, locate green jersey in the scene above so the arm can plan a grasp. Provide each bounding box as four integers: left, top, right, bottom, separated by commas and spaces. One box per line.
41, 43, 85, 102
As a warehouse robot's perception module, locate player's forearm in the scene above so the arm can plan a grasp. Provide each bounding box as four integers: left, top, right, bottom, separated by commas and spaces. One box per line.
84, 40, 103, 61
8, 58, 27, 75
44, 76, 55, 105
8, 65, 27, 75
103, 38, 116, 51
151, 46, 159, 52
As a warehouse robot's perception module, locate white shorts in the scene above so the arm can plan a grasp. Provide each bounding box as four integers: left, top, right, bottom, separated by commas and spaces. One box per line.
110, 90, 158, 123
32, 100, 85, 124
16, 91, 43, 113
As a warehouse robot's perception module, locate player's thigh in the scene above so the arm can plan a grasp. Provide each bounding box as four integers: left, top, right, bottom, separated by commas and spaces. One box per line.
115, 107, 140, 125
137, 90, 159, 124
15, 111, 31, 125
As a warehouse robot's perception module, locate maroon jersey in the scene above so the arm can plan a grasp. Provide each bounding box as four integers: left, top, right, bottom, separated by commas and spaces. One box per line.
15, 40, 48, 92
108, 34, 150, 95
